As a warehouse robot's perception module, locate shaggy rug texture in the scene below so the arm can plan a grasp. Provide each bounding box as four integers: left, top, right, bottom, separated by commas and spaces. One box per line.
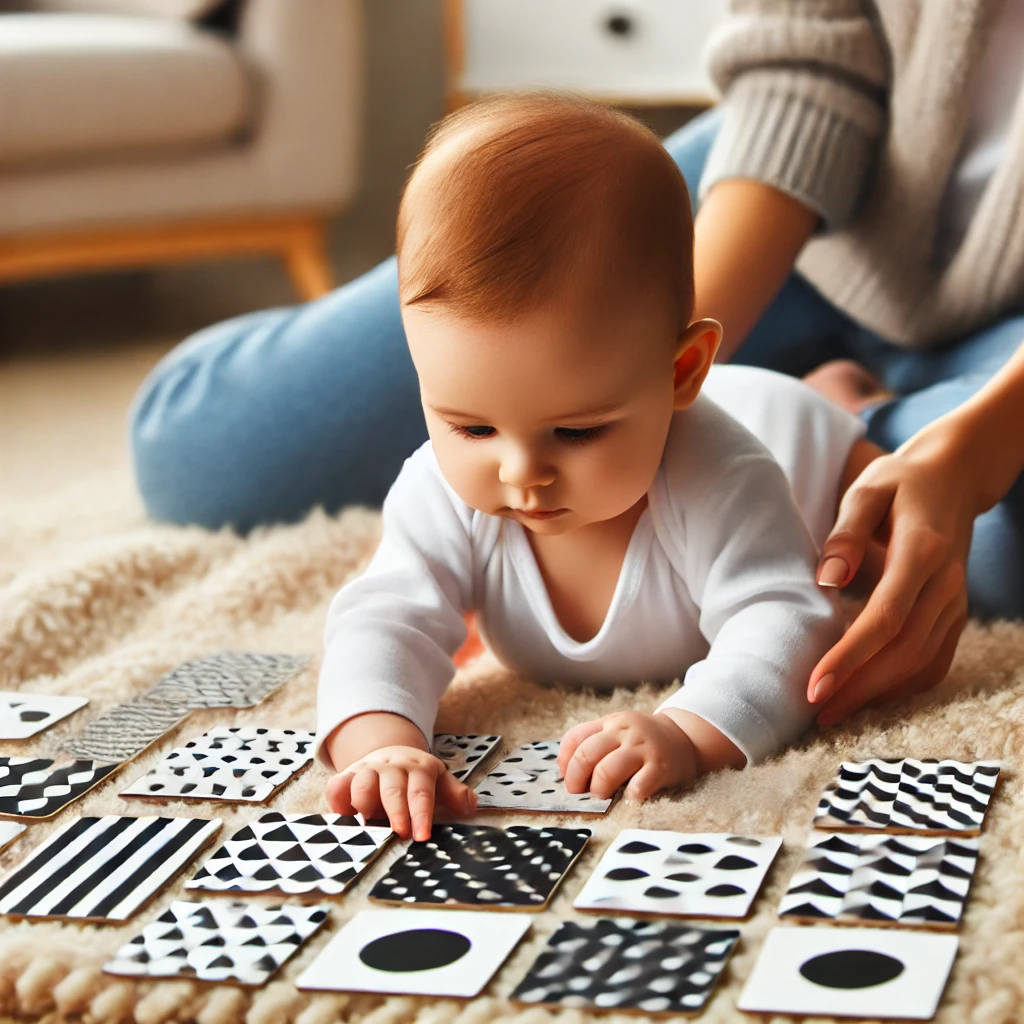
0, 475, 1022, 1024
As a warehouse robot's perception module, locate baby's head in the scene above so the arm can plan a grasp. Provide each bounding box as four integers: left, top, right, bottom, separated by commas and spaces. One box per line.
397, 93, 720, 535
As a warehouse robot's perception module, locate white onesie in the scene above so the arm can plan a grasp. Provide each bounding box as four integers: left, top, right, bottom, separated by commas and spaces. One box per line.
317, 365, 866, 768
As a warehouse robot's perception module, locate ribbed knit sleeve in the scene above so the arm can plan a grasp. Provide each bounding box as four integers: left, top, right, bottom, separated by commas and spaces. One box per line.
700, 0, 888, 227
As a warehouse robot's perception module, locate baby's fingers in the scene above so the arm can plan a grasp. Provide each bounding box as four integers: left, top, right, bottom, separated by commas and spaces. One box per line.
407, 767, 440, 843
377, 767, 412, 839
564, 731, 622, 796
349, 768, 384, 822
436, 769, 478, 818
591, 747, 644, 801
558, 719, 603, 776
325, 771, 356, 815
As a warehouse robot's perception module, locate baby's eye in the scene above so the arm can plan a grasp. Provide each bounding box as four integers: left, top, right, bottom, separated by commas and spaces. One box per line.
451, 423, 496, 439
555, 425, 607, 445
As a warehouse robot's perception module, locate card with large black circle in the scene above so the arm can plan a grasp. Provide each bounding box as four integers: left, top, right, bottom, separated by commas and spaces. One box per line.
738, 926, 958, 1019
295, 908, 531, 997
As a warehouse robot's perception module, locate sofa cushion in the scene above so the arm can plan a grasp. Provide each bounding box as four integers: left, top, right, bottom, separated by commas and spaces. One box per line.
0, 13, 252, 168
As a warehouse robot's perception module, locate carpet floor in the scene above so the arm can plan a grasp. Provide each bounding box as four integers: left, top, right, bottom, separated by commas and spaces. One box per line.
0, 485, 1022, 1024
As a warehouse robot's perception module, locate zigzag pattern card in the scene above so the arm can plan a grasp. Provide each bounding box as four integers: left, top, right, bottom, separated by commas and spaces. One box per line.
60, 696, 190, 763
511, 918, 740, 1016
0, 822, 26, 854
737, 925, 958, 1019
0, 693, 88, 740
296, 908, 531, 997
0, 815, 221, 921
369, 823, 590, 910
813, 759, 1001, 835
186, 811, 393, 897
0, 757, 121, 819
104, 900, 328, 986
148, 652, 308, 710
474, 741, 612, 814
572, 829, 782, 919
433, 734, 501, 781
120, 726, 315, 804
778, 831, 979, 929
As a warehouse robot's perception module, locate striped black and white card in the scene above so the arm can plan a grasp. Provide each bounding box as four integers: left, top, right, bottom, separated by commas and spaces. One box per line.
0, 815, 221, 921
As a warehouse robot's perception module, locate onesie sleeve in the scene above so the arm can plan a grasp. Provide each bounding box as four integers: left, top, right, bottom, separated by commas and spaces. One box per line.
700, 0, 888, 227
653, 402, 844, 763
315, 444, 473, 770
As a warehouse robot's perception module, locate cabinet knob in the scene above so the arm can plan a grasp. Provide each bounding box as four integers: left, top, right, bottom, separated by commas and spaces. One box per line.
603, 12, 636, 38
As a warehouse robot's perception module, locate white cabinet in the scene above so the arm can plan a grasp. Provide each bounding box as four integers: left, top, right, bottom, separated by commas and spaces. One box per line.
447, 0, 729, 107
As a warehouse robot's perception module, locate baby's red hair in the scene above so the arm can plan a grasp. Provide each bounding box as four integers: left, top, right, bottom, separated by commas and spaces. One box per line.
396, 92, 695, 332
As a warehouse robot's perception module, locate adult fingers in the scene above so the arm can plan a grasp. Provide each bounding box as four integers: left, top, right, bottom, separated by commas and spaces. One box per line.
436, 769, 478, 816
557, 720, 604, 776
818, 476, 897, 589
325, 772, 356, 815
349, 768, 383, 823
377, 766, 412, 839
591, 747, 646, 801
563, 731, 622, 795
406, 766, 438, 842
809, 520, 951, 703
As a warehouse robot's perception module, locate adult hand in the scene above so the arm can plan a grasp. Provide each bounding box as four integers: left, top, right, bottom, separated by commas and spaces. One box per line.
808, 421, 974, 726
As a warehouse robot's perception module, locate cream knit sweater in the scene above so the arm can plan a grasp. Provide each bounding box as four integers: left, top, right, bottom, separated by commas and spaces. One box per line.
701, 0, 1024, 348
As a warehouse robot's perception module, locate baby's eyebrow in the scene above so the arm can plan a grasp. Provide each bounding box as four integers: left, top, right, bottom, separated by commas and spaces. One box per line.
429, 404, 489, 420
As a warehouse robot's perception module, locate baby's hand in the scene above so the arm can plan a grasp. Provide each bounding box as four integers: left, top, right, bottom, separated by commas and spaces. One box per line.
558, 711, 698, 801
325, 745, 477, 841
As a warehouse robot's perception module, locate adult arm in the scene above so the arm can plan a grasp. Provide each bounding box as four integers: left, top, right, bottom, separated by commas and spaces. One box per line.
810, 341, 1024, 722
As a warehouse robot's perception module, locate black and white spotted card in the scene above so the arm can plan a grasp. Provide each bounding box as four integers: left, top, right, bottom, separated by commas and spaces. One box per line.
779, 830, 979, 929
0, 693, 88, 740
187, 812, 393, 897
573, 829, 782, 919
474, 740, 612, 814
0, 757, 122, 819
814, 758, 1001, 834
433, 734, 501, 781
738, 926, 958, 1019
120, 726, 315, 803
0, 815, 221, 921
296, 908, 531, 997
511, 918, 740, 1016
369, 823, 590, 910
104, 899, 327, 986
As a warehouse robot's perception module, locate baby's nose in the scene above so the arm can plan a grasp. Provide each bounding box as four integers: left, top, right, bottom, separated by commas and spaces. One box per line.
498, 448, 555, 490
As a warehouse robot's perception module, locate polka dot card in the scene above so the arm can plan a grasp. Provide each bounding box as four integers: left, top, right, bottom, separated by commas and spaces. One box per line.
572, 829, 782, 919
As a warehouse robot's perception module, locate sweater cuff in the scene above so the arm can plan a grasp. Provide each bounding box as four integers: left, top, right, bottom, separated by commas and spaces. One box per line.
699, 71, 882, 228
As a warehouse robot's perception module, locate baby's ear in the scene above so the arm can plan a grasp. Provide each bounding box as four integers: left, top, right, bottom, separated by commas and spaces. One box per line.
672, 318, 722, 409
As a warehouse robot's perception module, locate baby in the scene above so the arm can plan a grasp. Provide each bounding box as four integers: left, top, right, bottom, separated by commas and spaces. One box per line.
316, 94, 872, 840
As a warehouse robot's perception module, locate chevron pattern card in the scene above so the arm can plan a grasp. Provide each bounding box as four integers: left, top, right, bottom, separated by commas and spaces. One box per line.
572, 830, 782, 919
474, 741, 612, 814
0, 757, 121, 819
369, 823, 590, 910
120, 726, 315, 804
0, 693, 88, 740
511, 918, 740, 1016
779, 831, 979, 929
148, 652, 308, 710
187, 812, 393, 897
104, 900, 328, 986
738, 926, 958, 1019
433, 734, 501, 782
813, 759, 1001, 835
0, 815, 221, 921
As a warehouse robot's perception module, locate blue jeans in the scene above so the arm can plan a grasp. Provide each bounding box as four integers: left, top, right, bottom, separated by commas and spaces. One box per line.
131, 109, 1024, 618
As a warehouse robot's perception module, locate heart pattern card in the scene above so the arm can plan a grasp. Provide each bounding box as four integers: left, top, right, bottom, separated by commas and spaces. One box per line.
474, 741, 612, 814
737, 925, 958, 1019
369, 823, 590, 910
433, 734, 501, 781
0, 815, 221, 921
0, 757, 121, 819
148, 652, 308, 710
104, 900, 328, 986
511, 918, 740, 1016
572, 829, 782, 919
295, 908, 531, 997
0, 822, 26, 854
120, 726, 315, 804
813, 758, 1001, 834
60, 696, 190, 763
187, 812, 393, 897
778, 830, 979, 929
0, 693, 88, 740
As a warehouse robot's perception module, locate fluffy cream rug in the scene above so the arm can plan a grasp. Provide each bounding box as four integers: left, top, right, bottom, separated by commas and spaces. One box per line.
0, 479, 1021, 1024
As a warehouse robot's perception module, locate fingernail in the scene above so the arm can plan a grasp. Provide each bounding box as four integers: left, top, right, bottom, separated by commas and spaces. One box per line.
810, 673, 836, 704
817, 556, 849, 588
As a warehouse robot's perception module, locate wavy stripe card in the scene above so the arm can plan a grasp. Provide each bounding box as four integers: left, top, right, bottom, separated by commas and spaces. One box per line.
0, 815, 221, 921
0, 757, 121, 820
